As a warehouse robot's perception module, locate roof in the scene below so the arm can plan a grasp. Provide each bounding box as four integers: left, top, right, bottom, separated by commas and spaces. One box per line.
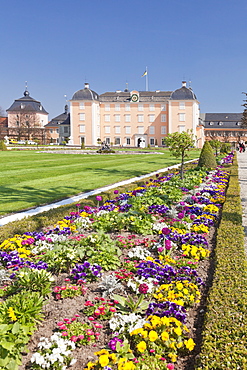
71, 83, 99, 101
6, 89, 48, 114
45, 108, 70, 128
204, 113, 243, 129
170, 82, 197, 100
100, 90, 172, 103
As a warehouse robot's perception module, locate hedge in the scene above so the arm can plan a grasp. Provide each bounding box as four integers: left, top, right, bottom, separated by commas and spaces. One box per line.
195, 155, 247, 369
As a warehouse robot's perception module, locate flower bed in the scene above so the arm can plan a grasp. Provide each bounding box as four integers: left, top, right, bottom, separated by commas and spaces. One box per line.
0, 154, 234, 370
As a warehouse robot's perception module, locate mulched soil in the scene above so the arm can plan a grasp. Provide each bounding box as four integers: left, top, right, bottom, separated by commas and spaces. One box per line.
19, 224, 217, 370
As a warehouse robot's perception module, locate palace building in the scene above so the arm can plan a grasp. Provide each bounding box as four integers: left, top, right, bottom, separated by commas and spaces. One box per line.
69, 81, 204, 148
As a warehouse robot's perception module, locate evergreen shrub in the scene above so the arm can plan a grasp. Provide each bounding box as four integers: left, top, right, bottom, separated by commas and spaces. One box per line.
197, 141, 217, 169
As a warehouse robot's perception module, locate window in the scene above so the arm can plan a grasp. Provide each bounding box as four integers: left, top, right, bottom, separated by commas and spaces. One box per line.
105, 126, 110, 134
179, 113, 185, 122
115, 115, 120, 122
115, 104, 120, 111
149, 104, 155, 111
125, 104, 130, 111
161, 114, 166, 122
149, 115, 155, 123
138, 126, 144, 134
149, 126, 155, 134
80, 125, 85, 133
138, 115, 144, 123
16, 120, 19, 126
50, 129, 53, 134
79, 113, 85, 121
115, 137, 121, 145
105, 137, 110, 144
150, 138, 155, 145
105, 104, 110, 111
81, 137, 85, 144
138, 104, 144, 111
56, 128, 59, 134
126, 137, 131, 145
161, 126, 166, 135
104, 115, 110, 122
125, 126, 131, 134
179, 102, 185, 109
79, 102, 84, 109
125, 114, 131, 122
161, 105, 166, 111
115, 126, 120, 134
209, 121, 214, 126
178, 125, 185, 133
64, 127, 69, 134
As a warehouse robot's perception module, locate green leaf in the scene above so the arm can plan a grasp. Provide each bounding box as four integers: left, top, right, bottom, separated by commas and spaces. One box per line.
12, 322, 20, 334
1, 341, 15, 350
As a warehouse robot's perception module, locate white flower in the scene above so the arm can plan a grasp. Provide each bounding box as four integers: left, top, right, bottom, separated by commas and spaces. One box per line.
31, 352, 46, 365
70, 358, 77, 366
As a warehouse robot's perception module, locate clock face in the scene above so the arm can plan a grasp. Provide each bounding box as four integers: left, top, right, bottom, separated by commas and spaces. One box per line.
131, 94, 138, 102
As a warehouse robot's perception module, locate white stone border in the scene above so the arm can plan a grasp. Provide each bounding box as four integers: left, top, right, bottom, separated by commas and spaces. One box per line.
0, 159, 197, 227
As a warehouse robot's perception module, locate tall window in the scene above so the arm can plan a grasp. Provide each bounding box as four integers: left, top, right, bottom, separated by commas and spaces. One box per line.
115, 104, 120, 111
79, 113, 85, 121
138, 115, 144, 123
138, 104, 144, 111
178, 125, 185, 133
179, 102, 185, 109
149, 115, 155, 123
105, 104, 110, 111
79, 125, 85, 133
125, 104, 130, 111
125, 114, 131, 122
150, 138, 155, 145
161, 105, 166, 111
126, 137, 131, 145
179, 113, 185, 122
149, 104, 155, 111
104, 115, 110, 122
115, 126, 120, 134
125, 126, 131, 134
115, 137, 121, 145
138, 126, 144, 134
79, 102, 85, 109
115, 115, 120, 122
161, 126, 166, 135
105, 126, 110, 134
149, 126, 155, 134
161, 114, 166, 122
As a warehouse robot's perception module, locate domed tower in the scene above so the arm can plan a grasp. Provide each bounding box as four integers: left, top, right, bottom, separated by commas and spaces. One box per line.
168, 81, 203, 148
70, 83, 100, 146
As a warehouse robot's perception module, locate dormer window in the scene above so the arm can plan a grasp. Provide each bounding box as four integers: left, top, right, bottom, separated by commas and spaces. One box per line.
209, 121, 214, 126
218, 121, 223, 126
21, 103, 25, 109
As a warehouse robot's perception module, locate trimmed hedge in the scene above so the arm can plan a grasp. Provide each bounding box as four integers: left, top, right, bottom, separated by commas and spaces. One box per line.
195, 155, 247, 369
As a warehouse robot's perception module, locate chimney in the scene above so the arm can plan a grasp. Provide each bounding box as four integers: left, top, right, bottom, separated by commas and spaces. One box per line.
182, 81, 187, 87
85, 82, 89, 89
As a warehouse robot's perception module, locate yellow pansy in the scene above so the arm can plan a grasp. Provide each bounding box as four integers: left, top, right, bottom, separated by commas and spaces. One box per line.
136, 341, 147, 353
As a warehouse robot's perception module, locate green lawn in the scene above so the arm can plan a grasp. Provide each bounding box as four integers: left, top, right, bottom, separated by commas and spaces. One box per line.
0, 149, 200, 216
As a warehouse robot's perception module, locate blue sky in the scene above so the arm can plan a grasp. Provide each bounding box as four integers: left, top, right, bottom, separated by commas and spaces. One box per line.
1, 0, 247, 118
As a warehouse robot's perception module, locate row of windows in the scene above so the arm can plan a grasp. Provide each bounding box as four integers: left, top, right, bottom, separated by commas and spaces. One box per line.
79, 125, 167, 135
80, 136, 164, 146
79, 103, 167, 111
205, 131, 247, 137
79, 113, 167, 123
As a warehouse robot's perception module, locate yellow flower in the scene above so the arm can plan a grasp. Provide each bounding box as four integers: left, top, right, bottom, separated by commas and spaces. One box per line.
184, 338, 195, 351
99, 355, 109, 367
94, 349, 109, 356
8, 307, 17, 321
149, 330, 158, 342
161, 331, 169, 341
174, 326, 182, 336
84, 361, 95, 370
136, 341, 147, 353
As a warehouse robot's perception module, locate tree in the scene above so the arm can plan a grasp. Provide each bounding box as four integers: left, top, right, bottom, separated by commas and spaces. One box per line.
164, 130, 195, 179
241, 92, 247, 128
209, 139, 221, 156
197, 141, 217, 169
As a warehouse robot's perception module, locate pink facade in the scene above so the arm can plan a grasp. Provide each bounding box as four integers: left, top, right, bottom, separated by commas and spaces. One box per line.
69, 82, 204, 148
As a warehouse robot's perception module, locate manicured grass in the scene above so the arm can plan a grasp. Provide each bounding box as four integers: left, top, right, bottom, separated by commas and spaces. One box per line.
0, 149, 200, 215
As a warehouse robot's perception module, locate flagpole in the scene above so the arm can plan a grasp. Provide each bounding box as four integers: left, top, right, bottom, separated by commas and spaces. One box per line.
146, 66, 148, 91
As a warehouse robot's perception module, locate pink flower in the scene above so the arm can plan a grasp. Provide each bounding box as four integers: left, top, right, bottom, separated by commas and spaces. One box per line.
70, 336, 78, 342
78, 335, 84, 340
53, 286, 61, 293
60, 286, 66, 291
88, 316, 94, 321
75, 314, 80, 317
61, 331, 68, 336
64, 278, 70, 282
114, 190, 119, 194
165, 239, 172, 250
96, 195, 102, 201
94, 323, 103, 329
150, 349, 155, 353
109, 307, 116, 312
167, 364, 175, 370
57, 321, 64, 326
55, 294, 61, 300
94, 309, 101, 316
59, 325, 67, 330
87, 330, 94, 336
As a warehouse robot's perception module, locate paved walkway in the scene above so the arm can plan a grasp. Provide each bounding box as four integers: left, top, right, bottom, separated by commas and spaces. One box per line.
237, 150, 247, 250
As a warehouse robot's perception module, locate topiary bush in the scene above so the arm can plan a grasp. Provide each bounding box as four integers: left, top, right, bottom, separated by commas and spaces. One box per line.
197, 141, 217, 169
0, 140, 7, 151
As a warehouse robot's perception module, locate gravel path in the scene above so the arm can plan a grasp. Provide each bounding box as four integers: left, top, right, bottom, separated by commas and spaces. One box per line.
237, 150, 247, 253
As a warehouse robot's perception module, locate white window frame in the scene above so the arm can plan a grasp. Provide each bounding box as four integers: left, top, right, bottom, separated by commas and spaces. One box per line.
138, 114, 144, 123
149, 115, 155, 123
79, 124, 85, 133
126, 137, 131, 145
105, 126, 110, 134
114, 137, 121, 145
149, 104, 155, 111
115, 126, 121, 134
179, 102, 185, 109
138, 104, 144, 111
105, 104, 110, 111
179, 113, 185, 122
79, 102, 85, 109
125, 104, 130, 111
125, 126, 131, 134
125, 114, 131, 122
79, 113, 85, 121
138, 126, 144, 134
161, 105, 166, 111
104, 115, 110, 122
115, 104, 120, 111
149, 126, 155, 134
150, 138, 155, 145
178, 125, 185, 133
115, 115, 120, 122
161, 126, 166, 135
